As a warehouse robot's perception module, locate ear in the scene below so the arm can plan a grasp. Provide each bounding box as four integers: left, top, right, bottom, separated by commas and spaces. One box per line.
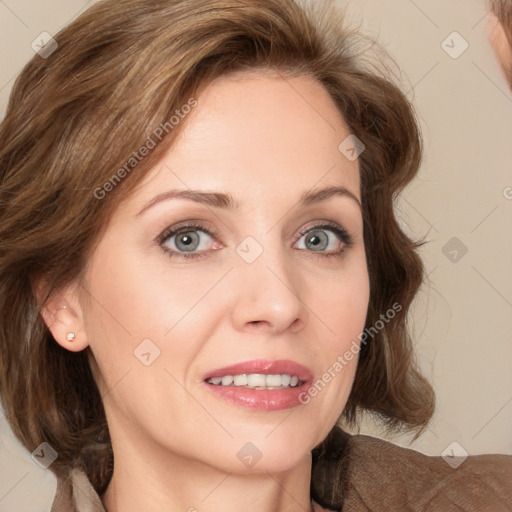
33, 277, 89, 353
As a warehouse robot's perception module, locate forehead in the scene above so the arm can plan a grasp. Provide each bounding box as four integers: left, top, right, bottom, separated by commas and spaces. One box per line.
127, 71, 361, 211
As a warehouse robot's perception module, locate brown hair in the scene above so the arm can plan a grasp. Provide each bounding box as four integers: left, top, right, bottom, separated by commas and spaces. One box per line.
491, 0, 512, 46
0, 0, 434, 499
489, 0, 512, 85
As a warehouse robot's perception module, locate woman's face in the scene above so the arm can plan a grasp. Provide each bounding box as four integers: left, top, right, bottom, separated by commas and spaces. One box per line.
76, 71, 369, 473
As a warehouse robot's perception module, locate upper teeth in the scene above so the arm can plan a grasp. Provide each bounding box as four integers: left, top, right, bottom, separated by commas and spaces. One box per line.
207, 374, 301, 389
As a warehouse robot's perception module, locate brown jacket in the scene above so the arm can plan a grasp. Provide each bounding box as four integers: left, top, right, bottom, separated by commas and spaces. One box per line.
51, 428, 512, 511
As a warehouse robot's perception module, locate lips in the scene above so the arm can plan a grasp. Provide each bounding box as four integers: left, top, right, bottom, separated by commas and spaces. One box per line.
202, 359, 314, 411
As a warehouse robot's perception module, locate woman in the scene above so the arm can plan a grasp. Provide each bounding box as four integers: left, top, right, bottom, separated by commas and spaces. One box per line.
0, 0, 510, 511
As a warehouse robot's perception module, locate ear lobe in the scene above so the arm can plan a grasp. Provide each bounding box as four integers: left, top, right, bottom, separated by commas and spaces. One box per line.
34, 278, 89, 353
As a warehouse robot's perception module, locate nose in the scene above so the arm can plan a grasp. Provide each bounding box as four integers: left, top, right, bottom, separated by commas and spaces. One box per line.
230, 247, 308, 335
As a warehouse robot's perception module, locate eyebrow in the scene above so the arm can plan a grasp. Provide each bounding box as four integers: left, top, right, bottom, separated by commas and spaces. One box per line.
136, 185, 361, 217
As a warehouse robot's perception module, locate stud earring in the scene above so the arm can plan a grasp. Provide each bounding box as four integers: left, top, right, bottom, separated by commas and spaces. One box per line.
66, 332, 75, 341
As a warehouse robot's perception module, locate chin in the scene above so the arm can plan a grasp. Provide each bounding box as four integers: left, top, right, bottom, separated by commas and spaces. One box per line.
186, 427, 318, 476
235, 425, 321, 473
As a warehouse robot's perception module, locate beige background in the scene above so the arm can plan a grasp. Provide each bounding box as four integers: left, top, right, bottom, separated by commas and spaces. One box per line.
1, 0, 511, 510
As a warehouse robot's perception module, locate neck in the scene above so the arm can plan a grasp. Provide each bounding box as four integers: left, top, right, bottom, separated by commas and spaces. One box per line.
102, 431, 320, 512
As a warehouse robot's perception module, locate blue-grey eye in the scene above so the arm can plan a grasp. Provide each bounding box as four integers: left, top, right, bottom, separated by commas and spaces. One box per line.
162, 229, 214, 253
295, 226, 348, 253
304, 230, 329, 251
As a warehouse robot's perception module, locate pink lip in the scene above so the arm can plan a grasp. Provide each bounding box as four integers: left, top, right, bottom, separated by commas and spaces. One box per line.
202, 359, 313, 412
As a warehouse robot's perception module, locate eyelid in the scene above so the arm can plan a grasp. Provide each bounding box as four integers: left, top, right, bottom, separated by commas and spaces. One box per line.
156, 221, 218, 246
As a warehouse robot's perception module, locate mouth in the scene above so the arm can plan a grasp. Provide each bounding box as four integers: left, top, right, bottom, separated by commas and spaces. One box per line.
206, 373, 303, 390
202, 359, 313, 411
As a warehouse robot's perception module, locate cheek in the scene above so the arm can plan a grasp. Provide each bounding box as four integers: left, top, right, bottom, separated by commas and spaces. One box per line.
298, 247, 369, 411
317, 247, 370, 338
84, 243, 207, 338
322, 252, 369, 362
81, 245, 231, 394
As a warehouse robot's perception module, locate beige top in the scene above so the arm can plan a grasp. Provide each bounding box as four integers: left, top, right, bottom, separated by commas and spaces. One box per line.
51, 428, 512, 512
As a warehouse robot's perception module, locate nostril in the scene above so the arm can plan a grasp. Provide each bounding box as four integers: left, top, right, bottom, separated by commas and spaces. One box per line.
246, 320, 274, 332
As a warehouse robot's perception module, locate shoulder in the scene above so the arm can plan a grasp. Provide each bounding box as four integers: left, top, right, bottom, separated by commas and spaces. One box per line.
311, 427, 512, 511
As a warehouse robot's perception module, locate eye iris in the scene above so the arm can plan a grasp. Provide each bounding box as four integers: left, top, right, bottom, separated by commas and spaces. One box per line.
175, 231, 200, 252
306, 230, 328, 251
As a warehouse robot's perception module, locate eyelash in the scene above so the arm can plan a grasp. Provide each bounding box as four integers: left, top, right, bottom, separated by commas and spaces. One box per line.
156, 221, 354, 261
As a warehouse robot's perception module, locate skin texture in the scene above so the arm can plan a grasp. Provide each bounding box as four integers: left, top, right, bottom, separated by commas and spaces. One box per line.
487, 14, 512, 88
41, 71, 370, 512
